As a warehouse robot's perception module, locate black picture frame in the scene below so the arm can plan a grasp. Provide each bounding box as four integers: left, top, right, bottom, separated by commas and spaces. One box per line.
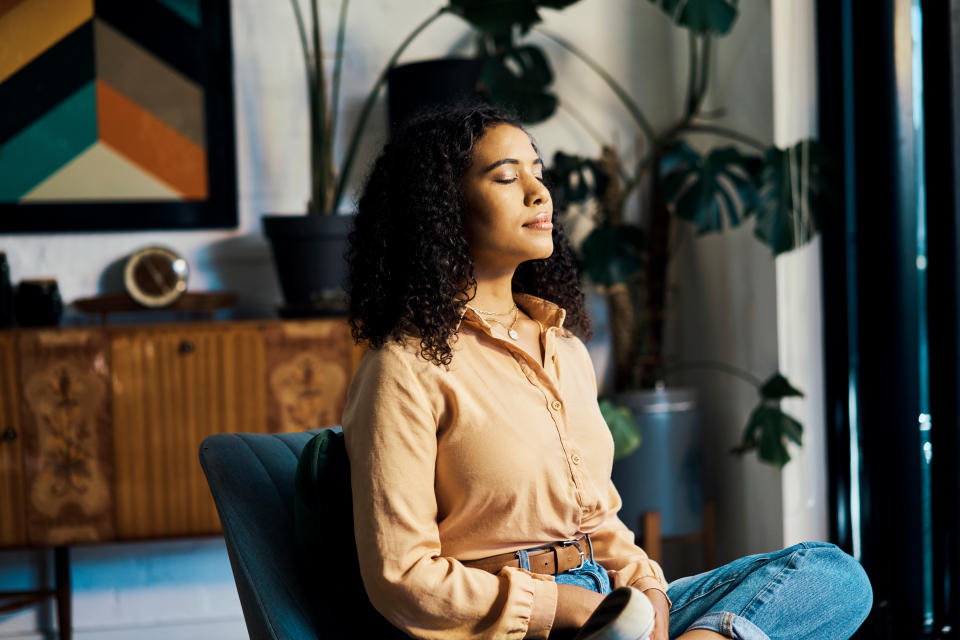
0, 0, 237, 233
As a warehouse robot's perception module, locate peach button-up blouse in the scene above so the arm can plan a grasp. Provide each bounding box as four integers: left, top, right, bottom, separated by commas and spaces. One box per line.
342, 293, 668, 640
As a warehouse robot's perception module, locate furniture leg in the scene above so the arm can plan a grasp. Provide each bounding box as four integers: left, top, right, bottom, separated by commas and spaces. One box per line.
54, 546, 71, 640
641, 511, 662, 563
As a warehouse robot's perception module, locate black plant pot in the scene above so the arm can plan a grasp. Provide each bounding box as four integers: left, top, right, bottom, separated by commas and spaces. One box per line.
387, 58, 486, 132
262, 214, 353, 315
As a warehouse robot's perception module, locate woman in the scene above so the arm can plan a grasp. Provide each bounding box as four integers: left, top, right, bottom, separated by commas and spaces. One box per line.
342, 104, 872, 639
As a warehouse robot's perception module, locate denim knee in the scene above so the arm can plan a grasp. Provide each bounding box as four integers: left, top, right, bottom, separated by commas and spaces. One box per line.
800, 541, 873, 626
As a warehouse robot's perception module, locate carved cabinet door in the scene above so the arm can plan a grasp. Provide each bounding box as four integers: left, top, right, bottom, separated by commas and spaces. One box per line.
110, 325, 266, 538
262, 320, 361, 433
17, 329, 114, 546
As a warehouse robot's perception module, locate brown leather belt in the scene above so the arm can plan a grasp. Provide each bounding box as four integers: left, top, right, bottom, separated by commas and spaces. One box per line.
462, 536, 590, 576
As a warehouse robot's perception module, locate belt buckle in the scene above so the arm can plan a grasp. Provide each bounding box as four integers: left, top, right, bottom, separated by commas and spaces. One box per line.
560, 539, 586, 571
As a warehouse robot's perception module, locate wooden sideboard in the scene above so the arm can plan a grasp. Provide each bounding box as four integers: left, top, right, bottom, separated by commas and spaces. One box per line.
0, 318, 363, 549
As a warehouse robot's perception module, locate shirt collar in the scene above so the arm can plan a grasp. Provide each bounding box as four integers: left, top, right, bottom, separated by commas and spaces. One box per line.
459, 293, 567, 333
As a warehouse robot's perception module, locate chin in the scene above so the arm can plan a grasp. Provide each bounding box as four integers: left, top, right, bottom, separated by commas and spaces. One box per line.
527, 241, 554, 262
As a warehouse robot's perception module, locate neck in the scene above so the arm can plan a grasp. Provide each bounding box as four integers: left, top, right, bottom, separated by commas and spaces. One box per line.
469, 264, 517, 314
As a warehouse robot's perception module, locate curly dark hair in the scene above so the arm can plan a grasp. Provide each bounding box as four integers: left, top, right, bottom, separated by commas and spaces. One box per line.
347, 103, 590, 366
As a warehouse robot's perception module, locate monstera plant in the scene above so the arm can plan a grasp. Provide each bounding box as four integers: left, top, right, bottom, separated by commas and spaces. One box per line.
545, 0, 821, 467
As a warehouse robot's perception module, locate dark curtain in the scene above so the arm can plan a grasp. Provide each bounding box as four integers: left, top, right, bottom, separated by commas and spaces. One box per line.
819, 0, 960, 637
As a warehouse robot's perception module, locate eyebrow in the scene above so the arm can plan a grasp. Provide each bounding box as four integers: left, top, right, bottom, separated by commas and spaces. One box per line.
482, 157, 544, 173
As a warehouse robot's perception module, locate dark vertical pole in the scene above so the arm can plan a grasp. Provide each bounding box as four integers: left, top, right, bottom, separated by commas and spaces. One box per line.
54, 546, 71, 640
820, 0, 932, 635
922, 0, 960, 635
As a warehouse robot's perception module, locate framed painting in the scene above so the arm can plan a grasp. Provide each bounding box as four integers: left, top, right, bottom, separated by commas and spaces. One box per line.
0, 0, 237, 232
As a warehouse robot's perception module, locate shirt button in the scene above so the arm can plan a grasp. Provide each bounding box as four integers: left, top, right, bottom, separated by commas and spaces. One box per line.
551, 400, 562, 411
571, 454, 582, 465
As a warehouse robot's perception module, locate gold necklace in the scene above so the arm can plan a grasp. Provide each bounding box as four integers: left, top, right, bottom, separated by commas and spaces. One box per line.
484, 304, 520, 340
472, 302, 518, 317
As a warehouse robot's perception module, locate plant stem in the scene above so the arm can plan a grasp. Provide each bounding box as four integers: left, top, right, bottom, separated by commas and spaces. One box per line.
555, 101, 630, 183
684, 31, 698, 116
661, 360, 764, 388
310, 0, 330, 214
536, 28, 657, 148
289, 0, 314, 90
556, 100, 609, 151
332, 7, 448, 212
330, 0, 350, 161
694, 34, 712, 114
681, 123, 767, 151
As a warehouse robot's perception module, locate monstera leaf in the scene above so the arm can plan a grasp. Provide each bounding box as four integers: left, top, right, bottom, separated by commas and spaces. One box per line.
732, 404, 803, 468
478, 45, 557, 123
581, 225, 646, 287
660, 141, 762, 235
547, 151, 609, 206
599, 399, 642, 461
449, 0, 583, 40
647, 0, 739, 35
753, 139, 828, 256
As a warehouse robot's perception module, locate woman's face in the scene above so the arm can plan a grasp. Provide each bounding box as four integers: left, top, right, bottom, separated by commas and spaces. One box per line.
460, 124, 554, 272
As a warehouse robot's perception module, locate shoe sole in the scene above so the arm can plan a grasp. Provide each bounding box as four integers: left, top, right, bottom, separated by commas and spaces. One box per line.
574, 586, 656, 640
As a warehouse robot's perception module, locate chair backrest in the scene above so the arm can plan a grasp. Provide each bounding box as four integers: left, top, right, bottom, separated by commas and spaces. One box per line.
199, 429, 330, 640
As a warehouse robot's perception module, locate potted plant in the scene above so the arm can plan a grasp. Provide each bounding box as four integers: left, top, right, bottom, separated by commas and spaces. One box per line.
265, 0, 585, 314
545, 0, 817, 472
263, 0, 452, 313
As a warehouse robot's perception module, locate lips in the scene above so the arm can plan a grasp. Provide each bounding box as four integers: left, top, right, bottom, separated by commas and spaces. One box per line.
523, 213, 553, 231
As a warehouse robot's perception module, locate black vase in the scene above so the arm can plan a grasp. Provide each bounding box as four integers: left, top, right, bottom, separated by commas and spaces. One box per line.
15, 279, 63, 327
386, 58, 487, 133
262, 214, 354, 315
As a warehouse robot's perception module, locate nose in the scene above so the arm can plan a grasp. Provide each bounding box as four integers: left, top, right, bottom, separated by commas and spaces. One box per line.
524, 174, 550, 207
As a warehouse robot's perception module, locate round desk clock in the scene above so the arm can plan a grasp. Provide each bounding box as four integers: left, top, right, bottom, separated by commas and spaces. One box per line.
123, 246, 190, 308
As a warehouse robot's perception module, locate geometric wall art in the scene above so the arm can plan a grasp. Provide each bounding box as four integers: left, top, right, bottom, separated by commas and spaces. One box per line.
0, 0, 236, 231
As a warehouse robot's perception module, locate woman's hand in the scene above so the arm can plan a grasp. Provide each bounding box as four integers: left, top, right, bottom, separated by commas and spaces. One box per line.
643, 588, 670, 640
551, 583, 606, 635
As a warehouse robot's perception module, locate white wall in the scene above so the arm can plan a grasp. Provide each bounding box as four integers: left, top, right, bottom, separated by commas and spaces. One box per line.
0, 0, 813, 636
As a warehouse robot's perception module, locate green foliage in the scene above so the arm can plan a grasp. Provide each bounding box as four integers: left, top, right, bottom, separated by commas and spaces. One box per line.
732, 405, 803, 468
581, 226, 646, 287
753, 139, 827, 256
660, 142, 761, 234
647, 0, 739, 35
449, 0, 585, 123
731, 372, 805, 468
450, 0, 581, 39
599, 399, 643, 461
759, 372, 804, 400
478, 46, 558, 124
546, 151, 609, 205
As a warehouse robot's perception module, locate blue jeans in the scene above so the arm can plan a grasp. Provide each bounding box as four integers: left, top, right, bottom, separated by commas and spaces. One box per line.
556, 541, 873, 639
